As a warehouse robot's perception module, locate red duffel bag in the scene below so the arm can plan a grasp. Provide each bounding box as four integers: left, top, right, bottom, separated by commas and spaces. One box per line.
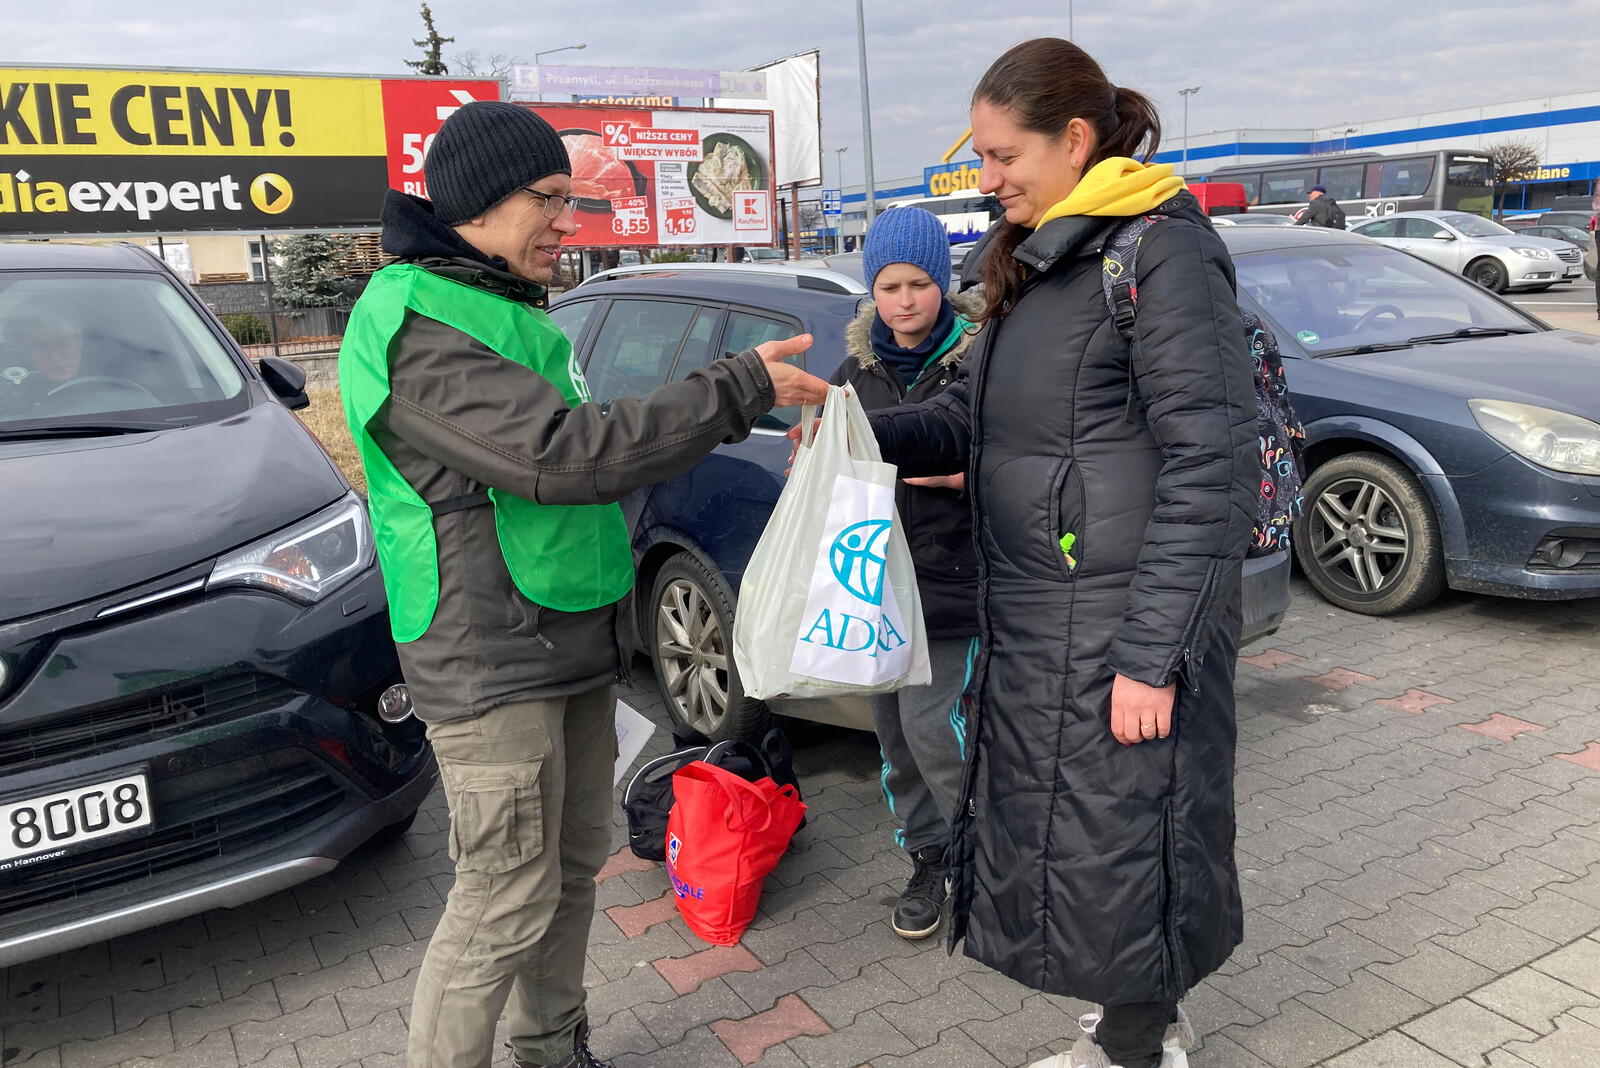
665, 759, 807, 945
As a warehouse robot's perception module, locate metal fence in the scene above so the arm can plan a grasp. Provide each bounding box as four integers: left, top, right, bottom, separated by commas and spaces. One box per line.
191, 280, 355, 362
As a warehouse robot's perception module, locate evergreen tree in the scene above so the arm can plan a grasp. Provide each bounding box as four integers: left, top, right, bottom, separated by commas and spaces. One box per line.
405, 4, 453, 76
273, 233, 356, 308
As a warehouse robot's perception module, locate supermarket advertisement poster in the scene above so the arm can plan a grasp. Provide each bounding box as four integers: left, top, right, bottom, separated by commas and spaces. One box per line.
522, 104, 776, 247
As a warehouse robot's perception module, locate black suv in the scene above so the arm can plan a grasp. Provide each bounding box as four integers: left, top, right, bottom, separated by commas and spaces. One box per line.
0, 243, 433, 967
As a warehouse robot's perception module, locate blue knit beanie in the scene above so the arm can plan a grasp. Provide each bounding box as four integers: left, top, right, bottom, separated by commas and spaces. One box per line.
862, 207, 951, 292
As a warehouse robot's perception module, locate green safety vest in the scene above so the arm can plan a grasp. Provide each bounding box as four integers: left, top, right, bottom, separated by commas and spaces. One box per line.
339, 262, 634, 643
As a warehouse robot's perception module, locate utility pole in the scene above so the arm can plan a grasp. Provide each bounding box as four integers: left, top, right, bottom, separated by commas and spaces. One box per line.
1179, 86, 1201, 176
855, 0, 878, 224
533, 43, 586, 103
835, 146, 848, 253
1069, 0, 1074, 40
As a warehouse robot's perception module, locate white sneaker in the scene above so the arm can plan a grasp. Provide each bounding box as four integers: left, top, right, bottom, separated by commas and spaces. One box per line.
1025, 1008, 1193, 1068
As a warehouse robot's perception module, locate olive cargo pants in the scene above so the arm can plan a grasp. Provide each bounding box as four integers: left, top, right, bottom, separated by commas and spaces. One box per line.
407, 686, 616, 1068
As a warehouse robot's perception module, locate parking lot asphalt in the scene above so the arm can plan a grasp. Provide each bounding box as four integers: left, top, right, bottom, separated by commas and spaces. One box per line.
3, 578, 1599, 1068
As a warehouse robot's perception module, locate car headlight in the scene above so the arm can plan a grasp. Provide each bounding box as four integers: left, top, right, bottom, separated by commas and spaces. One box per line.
1469, 399, 1600, 476
1511, 247, 1551, 260
209, 492, 374, 601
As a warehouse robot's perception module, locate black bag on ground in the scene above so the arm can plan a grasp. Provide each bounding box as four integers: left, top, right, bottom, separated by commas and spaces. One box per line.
623, 729, 804, 861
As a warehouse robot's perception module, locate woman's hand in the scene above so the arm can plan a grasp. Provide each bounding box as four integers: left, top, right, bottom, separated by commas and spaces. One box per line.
757, 335, 829, 407
1110, 674, 1176, 745
785, 416, 823, 471
903, 473, 965, 491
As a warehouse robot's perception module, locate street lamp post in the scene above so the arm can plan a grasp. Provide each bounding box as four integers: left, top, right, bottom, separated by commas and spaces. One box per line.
855, 0, 878, 224
533, 43, 587, 101
835, 147, 848, 253
1179, 86, 1201, 176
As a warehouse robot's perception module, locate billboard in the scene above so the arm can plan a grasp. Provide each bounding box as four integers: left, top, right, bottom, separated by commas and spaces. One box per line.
714, 50, 821, 188
511, 65, 765, 100
0, 66, 500, 235
523, 103, 776, 247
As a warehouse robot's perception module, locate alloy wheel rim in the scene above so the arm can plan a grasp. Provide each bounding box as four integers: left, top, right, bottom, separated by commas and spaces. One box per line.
655, 578, 730, 735
1307, 476, 1411, 597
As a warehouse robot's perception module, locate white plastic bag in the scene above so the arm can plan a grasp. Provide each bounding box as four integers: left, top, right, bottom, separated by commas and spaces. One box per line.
733, 385, 930, 699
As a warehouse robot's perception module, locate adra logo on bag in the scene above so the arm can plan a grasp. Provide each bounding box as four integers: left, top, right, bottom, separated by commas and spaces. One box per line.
799, 517, 907, 656
791, 476, 914, 684
830, 519, 891, 603
667, 833, 682, 865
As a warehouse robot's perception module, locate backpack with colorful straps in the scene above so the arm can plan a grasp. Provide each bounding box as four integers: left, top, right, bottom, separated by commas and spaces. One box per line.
1100, 213, 1307, 557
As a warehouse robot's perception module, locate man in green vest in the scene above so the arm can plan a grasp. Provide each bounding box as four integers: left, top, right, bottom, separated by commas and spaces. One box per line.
339, 102, 827, 1068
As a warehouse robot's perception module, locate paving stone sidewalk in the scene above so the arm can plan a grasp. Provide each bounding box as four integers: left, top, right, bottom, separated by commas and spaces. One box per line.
3, 580, 1599, 1068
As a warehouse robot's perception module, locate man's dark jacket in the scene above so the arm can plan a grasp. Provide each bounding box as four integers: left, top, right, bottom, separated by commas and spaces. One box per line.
867, 191, 1256, 1004
364, 191, 774, 723
828, 291, 983, 639
1297, 194, 1346, 228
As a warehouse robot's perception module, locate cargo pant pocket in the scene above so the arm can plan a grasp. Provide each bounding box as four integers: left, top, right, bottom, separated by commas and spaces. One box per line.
439, 757, 546, 874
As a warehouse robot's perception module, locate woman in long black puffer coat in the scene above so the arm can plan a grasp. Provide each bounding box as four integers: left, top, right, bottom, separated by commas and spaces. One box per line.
864, 39, 1258, 1068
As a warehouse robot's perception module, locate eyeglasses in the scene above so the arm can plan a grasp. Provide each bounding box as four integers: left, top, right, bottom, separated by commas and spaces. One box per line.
520, 187, 579, 219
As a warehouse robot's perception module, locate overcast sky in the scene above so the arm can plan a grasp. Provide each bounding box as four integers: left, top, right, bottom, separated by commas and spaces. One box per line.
8, 0, 1600, 188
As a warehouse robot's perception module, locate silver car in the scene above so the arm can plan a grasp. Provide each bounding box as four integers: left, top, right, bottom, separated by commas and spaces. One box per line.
1348, 210, 1584, 292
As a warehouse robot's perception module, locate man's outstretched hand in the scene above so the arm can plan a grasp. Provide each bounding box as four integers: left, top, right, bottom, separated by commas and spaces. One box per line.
756, 335, 829, 407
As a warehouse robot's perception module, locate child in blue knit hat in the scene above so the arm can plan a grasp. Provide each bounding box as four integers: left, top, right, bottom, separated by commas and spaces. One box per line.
829, 206, 982, 941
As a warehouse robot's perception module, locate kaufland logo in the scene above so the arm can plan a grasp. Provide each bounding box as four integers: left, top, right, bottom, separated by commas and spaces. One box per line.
0, 168, 290, 220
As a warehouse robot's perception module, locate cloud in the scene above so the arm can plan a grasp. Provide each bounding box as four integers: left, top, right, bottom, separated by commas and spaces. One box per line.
8, 0, 1600, 190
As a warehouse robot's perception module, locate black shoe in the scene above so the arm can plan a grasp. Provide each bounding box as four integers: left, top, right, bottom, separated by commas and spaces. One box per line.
512, 1022, 615, 1068
892, 845, 949, 939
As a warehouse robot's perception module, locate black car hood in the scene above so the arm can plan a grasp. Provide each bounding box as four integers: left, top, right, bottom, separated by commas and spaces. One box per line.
1335, 329, 1600, 415
1, 401, 345, 621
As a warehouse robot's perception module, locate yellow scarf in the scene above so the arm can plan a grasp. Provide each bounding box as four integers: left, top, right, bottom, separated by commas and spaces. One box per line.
1035, 157, 1185, 226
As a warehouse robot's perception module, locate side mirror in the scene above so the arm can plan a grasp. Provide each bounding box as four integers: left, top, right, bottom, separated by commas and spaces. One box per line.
259, 356, 309, 410
1434, 233, 1456, 241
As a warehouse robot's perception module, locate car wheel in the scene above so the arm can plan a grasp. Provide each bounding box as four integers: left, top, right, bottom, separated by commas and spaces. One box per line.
1584, 263, 1595, 281
1465, 257, 1509, 293
649, 553, 771, 743
1294, 453, 1447, 615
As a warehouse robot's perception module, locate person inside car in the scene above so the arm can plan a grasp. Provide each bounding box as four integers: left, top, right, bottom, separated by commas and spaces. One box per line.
829, 206, 983, 942
861, 38, 1256, 1068
0, 310, 85, 414
338, 101, 828, 1068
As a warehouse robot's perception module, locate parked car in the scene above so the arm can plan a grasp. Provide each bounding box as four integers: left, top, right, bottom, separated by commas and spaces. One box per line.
1349, 210, 1584, 292
548, 271, 1291, 742
0, 243, 433, 967
1501, 210, 1594, 233
580, 261, 866, 295
1516, 225, 1599, 278
1210, 213, 1298, 227
1219, 225, 1600, 615
1189, 182, 1249, 216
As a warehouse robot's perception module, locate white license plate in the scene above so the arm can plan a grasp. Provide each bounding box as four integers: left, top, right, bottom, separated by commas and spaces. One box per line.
0, 773, 153, 869
1566, 266, 1582, 277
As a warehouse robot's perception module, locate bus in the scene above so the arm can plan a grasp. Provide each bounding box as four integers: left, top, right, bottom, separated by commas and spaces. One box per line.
884, 190, 1004, 242
1203, 149, 1493, 221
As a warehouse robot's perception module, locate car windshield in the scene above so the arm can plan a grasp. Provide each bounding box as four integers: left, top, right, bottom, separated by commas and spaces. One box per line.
0, 272, 246, 430
1234, 243, 1536, 357
1440, 213, 1510, 238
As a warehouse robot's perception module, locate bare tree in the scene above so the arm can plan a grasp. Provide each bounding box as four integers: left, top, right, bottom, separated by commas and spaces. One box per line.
404, 3, 454, 76
452, 50, 521, 79
1486, 136, 1542, 218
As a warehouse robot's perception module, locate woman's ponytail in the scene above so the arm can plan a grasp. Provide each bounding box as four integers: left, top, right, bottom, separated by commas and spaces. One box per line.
973, 38, 1162, 322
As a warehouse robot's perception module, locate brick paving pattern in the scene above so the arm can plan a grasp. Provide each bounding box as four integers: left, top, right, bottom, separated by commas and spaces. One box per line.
3, 579, 1599, 1067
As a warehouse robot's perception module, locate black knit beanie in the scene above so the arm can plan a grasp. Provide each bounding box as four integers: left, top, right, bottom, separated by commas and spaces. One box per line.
424, 101, 572, 225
